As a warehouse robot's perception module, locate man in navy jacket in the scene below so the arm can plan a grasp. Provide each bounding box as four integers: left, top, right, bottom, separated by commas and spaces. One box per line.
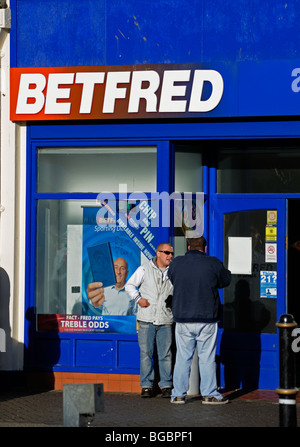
168, 236, 231, 405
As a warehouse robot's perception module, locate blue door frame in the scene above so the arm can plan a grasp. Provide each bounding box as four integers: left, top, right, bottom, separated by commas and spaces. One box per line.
213, 195, 286, 390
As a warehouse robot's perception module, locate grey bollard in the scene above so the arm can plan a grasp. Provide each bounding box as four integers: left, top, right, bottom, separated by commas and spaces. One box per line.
63, 383, 104, 427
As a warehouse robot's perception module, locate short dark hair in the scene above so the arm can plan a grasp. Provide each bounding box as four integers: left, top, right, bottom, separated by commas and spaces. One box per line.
187, 236, 207, 251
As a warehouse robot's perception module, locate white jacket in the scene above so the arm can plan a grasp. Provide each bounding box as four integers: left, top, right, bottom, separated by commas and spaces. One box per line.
125, 258, 173, 325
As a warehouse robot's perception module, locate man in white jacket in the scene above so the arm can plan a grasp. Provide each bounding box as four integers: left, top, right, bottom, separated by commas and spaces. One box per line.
125, 243, 174, 398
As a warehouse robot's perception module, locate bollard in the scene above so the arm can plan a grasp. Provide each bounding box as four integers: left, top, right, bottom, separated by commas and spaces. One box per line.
276, 314, 298, 427
63, 383, 104, 427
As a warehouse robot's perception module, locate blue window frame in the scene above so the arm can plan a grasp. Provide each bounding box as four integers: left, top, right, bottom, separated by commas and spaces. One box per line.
25, 125, 174, 373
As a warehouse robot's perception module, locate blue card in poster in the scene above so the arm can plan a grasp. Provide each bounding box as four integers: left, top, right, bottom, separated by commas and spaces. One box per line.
87, 242, 116, 287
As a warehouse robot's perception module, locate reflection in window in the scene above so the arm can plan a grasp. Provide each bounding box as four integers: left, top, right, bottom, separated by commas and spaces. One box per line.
38, 146, 157, 193
36, 199, 86, 315
217, 146, 300, 193
174, 146, 203, 256
223, 210, 277, 334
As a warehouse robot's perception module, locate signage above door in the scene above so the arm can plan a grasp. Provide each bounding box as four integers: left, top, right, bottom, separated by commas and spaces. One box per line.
10, 63, 224, 121
10, 60, 300, 122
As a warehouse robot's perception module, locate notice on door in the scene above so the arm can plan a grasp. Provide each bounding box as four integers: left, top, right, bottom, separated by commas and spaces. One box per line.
265, 225, 277, 241
260, 271, 277, 298
228, 237, 252, 275
267, 210, 277, 225
265, 242, 277, 263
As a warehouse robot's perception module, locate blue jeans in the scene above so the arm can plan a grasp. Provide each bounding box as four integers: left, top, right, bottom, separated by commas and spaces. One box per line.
172, 322, 223, 400
138, 321, 173, 389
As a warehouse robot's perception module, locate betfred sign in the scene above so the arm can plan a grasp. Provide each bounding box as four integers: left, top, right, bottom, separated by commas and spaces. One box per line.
10, 64, 224, 121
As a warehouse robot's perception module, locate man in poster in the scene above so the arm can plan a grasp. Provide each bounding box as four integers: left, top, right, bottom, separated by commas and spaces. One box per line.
87, 257, 136, 315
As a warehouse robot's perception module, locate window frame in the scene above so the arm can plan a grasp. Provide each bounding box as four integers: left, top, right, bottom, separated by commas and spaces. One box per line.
25, 132, 173, 373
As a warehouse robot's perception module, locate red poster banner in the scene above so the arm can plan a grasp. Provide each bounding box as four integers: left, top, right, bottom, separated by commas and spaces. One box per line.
37, 314, 137, 334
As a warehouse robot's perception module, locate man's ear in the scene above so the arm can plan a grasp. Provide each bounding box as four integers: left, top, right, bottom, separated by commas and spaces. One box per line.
205, 246, 207, 253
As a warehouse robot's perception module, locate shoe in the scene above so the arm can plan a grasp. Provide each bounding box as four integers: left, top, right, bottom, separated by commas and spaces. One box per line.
202, 396, 229, 405
161, 388, 172, 398
170, 396, 186, 404
141, 388, 152, 398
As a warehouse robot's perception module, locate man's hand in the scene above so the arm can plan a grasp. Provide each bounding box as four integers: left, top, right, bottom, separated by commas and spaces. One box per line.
138, 298, 150, 307
87, 282, 105, 307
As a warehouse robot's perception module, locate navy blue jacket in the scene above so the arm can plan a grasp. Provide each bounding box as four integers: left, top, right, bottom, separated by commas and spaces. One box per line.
168, 250, 231, 323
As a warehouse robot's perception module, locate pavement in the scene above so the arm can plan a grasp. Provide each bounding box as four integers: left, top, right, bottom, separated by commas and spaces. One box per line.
0, 386, 299, 433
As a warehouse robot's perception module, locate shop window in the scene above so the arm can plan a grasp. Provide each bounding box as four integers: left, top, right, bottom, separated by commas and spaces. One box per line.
175, 148, 203, 193
35, 145, 157, 334
217, 146, 300, 193
174, 147, 203, 255
38, 146, 157, 193
36, 199, 87, 316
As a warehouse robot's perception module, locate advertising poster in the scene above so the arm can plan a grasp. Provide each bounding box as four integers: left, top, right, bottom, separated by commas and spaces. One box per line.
81, 200, 157, 334
38, 198, 158, 334
260, 271, 277, 299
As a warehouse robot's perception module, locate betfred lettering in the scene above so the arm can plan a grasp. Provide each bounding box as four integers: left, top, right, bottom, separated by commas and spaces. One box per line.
11, 64, 224, 120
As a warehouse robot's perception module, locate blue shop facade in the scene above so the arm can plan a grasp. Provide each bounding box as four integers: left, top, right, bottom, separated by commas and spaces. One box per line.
10, 0, 300, 390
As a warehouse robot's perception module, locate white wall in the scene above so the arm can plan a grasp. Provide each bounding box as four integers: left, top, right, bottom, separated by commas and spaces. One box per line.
0, 7, 27, 371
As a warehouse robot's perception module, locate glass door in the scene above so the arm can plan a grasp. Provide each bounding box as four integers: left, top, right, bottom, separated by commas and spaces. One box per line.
213, 197, 286, 390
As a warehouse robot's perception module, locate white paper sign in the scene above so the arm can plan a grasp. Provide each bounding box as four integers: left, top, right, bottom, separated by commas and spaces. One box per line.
228, 237, 252, 275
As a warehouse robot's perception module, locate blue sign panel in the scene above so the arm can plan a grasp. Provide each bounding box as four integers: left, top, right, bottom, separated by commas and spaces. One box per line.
260, 271, 277, 299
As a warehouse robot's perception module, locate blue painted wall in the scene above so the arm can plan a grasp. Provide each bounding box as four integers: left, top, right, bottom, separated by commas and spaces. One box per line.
12, 0, 300, 68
